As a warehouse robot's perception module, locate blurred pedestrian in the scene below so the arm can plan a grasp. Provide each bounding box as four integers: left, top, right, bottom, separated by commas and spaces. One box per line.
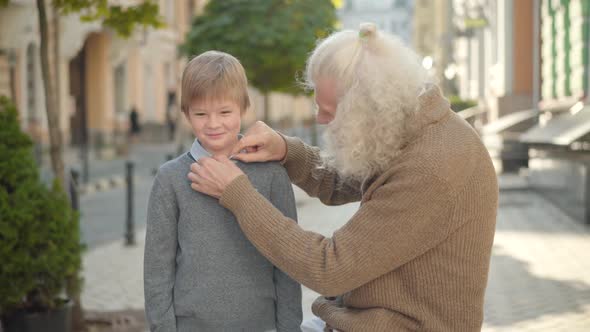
165, 99, 177, 141
128, 106, 141, 143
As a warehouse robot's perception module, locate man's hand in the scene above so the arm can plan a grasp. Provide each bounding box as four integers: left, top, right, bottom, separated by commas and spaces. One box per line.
188, 155, 245, 199
230, 121, 287, 163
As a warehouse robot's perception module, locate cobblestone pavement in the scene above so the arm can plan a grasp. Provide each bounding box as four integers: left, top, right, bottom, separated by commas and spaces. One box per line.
482, 189, 590, 331
80, 176, 590, 331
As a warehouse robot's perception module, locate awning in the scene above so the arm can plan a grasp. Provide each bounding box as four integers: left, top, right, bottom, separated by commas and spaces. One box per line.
520, 104, 590, 146
457, 106, 487, 120
482, 109, 538, 136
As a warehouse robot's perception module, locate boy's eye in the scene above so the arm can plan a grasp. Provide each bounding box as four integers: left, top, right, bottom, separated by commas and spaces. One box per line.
193, 113, 205, 116
221, 110, 232, 114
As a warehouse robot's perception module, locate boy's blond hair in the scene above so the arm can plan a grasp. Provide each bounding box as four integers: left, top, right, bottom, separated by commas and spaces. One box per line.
181, 50, 250, 113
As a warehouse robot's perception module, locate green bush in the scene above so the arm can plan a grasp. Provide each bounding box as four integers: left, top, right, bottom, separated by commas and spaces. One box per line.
0, 96, 82, 316
449, 95, 477, 112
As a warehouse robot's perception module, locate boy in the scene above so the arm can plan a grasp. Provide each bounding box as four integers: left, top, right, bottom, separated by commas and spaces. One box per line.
144, 51, 302, 332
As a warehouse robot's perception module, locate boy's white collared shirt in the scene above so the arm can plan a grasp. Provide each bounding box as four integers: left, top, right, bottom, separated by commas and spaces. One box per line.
189, 135, 244, 161
189, 138, 212, 161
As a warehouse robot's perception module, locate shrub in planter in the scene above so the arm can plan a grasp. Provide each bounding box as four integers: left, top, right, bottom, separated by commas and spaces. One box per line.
449, 95, 477, 112
0, 96, 83, 332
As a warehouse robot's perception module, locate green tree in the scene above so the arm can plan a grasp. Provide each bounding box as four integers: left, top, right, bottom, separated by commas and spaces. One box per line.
0, 96, 82, 319
181, 0, 336, 123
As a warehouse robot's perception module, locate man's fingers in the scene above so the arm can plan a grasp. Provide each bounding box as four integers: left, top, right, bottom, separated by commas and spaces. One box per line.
232, 135, 262, 155
232, 151, 266, 163
230, 141, 246, 155
190, 176, 214, 193
190, 162, 201, 173
242, 120, 268, 136
190, 161, 216, 182
190, 180, 207, 191
188, 170, 212, 186
187, 172, 199, 183
191, 182, 221, 198
231, 138, 252, 155
197, 157, 216, 167
229, 153, 248, 162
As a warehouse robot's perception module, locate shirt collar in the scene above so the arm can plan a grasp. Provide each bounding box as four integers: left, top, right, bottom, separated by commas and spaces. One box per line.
189, 134, 243, 161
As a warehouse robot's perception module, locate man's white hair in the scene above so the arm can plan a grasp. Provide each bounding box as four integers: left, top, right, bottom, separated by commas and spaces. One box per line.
305, 23, 430, 183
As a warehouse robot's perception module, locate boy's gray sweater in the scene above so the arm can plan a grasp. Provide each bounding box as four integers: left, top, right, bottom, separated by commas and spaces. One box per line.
144, 151, 302, 332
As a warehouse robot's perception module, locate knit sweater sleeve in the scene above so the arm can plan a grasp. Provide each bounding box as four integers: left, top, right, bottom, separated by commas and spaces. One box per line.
219, 170, 457, 297
269, 166, 303, 332
281, 135, 362, 206
144, 175, 178, 332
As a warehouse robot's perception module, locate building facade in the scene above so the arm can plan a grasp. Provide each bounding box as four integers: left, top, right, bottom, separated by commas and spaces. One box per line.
0, 0, 324, 158
540, 0, 589, 107
451, 0, 535, 123
0, 0, 207, 158
413, 0, 454, 94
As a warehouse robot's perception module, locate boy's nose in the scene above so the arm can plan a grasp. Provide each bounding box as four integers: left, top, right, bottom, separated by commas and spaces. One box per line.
206, 116, 221, 128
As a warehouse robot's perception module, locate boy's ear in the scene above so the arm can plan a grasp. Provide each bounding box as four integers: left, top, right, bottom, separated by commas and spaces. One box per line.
183, 110, 190, 121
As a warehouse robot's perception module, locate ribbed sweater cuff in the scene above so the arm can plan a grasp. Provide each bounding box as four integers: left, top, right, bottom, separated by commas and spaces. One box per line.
219, 174, 255, 212
281, 135, 308, 182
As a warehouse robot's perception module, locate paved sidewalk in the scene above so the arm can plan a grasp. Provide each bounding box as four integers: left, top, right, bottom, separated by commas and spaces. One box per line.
484, 189, 590, 331
81, 175, 590, 331
82, 229, 147, 312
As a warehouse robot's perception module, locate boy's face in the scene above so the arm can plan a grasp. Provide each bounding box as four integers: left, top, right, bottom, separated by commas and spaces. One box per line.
185, 99, 242, 155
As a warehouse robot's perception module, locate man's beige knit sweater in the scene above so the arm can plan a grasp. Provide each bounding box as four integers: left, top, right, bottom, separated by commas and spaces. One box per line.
219, 85, 498, 331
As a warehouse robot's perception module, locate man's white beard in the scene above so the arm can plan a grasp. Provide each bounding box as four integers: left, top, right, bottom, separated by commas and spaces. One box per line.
320, 123, 376, 183
318, 111, 406, 184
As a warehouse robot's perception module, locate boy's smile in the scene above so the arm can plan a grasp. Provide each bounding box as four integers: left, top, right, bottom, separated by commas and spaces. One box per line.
185, 99, 242, 157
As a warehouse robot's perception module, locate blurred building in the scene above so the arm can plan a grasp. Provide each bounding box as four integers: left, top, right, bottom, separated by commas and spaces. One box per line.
0, 0, 207, 158
337, 0, 414, 45
452, 0, 535, 123
413, 0, 454, 94
539, 0, 588, 107
446, 0, 590, 225
519, 0, 590, 225
0, 0, 324, 157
